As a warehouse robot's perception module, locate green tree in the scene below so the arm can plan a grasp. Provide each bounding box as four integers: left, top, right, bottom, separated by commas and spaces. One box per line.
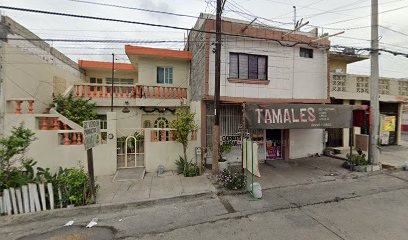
0, 123, 36, 190
53, 94, 97, 124
171, 108, 198, 162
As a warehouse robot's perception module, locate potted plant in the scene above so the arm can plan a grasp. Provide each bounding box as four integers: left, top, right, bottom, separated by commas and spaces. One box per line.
209, 143, 232, 171
345, 149, 370, 171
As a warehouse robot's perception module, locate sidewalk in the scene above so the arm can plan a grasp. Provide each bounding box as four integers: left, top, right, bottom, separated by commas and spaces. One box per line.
96, 171, 216, 204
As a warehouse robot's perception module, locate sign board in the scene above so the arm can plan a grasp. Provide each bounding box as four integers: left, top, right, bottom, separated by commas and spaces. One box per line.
382, 116, 396, 132
221, 135, 242, 146
83, 120, 101, 150
244, 104, 355, 129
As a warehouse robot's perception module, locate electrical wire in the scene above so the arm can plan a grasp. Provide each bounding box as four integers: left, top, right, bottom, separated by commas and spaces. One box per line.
0, 6, 329, 49
322, 4, 408, 26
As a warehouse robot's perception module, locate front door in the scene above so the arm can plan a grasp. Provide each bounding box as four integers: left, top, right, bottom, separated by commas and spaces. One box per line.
265, 129, 283, 160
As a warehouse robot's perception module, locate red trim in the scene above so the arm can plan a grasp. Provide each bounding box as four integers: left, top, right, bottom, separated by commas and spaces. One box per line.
204, 96, 330, 104
78, 60, 135, 71
227, 78, 270, 85
125, 45, 192, 60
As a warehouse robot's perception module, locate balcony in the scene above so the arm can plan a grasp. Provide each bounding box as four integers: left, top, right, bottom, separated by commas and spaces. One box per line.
72, 84, 188, 107
330, 73, 408, 102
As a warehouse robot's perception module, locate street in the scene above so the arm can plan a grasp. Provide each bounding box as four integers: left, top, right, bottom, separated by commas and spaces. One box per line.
1, 170, 408, 240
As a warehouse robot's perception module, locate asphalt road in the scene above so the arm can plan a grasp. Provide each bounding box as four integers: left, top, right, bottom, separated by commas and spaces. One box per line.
1, 171, 408, 240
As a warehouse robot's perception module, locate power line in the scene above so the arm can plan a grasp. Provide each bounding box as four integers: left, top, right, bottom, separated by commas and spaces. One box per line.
380, 25, 408, 38
0, 6, 329, 49
65, 0, 202, 20
323, 4, 408, 26
300, 0, 403, 19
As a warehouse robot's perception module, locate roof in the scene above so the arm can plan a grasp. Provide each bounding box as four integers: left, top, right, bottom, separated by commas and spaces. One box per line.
125, 45, 192, 60
329, 51, 369, 64
189, 13, 330, 47
78, 60, 135, 71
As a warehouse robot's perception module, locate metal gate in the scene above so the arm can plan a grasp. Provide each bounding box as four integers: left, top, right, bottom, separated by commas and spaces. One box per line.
117, 129, 145, 168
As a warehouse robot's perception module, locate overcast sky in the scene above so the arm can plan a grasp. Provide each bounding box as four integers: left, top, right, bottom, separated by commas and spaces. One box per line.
1, 0, 408, 78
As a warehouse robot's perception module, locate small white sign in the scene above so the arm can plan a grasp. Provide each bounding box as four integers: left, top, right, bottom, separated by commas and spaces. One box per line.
83, 120, 101, 150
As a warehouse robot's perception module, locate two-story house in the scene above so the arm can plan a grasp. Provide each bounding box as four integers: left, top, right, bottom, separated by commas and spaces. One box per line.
188, 14, 331, 164
328, 49, 407, 150
74, 45, 197, 172
0, 15, 198, 176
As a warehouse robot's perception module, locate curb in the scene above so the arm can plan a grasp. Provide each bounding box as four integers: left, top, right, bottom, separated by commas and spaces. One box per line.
0, 191, 216, 226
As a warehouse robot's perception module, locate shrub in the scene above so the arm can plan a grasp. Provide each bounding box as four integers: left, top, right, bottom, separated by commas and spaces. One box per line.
53, 94, 97, 125
218, 169, 246, 190
175, 156, 200, 177
346, 149, 369, 166
56, 165, 94, 206
171, 109, 198, 163
0, 124, 36, 191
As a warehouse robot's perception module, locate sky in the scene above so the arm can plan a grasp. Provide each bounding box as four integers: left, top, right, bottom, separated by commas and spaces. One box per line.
1, 0, 408, 78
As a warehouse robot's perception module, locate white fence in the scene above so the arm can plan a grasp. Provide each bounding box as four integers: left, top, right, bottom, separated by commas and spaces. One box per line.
1, 183, 55, 215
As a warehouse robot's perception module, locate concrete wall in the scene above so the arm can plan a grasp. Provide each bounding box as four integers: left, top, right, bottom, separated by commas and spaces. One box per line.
3, 42, 82, 115
329, 59, 347, 73
289, 129, 324, 159
207, 36, 328, 100
4, 113, 117, 176
137, 57, 189, 89
144, 129, 200, 172
188, 29, 206, 101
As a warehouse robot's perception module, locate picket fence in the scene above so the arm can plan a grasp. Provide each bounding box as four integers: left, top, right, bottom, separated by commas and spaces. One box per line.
0, 183, 58, 216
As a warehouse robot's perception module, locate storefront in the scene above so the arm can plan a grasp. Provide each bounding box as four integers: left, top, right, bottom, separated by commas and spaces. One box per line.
205, 103, 355, 163
244, 103, 355, 160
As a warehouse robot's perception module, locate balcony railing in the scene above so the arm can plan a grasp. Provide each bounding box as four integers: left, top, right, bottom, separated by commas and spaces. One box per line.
73, 84, 188, 100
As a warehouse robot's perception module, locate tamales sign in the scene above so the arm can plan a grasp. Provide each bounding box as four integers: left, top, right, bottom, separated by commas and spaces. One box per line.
244, 104, 354, 129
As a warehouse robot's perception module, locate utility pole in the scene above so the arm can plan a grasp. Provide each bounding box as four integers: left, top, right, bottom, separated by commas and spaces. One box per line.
111, 53, 115, 112
293, 6, 297, 30
212, 0, 222, 174
369, 0, 380, 165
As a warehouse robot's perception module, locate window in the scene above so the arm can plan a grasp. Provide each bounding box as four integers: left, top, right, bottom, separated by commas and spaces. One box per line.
229, 53, 267, 80
97, 114, 107, 129
300, 48, 313, 58
89, 77, 102, 91
105, 78, 134, 85
157, 67, 173, 84
105, 78, 134, 94
154, 117, 169, 128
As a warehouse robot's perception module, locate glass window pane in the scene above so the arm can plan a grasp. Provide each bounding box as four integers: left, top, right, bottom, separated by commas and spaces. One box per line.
258, 57, 267, 80
157, 67, 164, 83
238, 54, 248, 79
229, 53, 238, 78
248, 55, 258, 79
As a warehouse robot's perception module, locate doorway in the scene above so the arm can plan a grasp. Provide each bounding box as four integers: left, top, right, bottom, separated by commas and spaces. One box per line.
265, 129, 283, 160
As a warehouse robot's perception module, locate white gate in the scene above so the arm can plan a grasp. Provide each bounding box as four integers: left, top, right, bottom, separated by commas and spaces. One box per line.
117, 129, 145, 168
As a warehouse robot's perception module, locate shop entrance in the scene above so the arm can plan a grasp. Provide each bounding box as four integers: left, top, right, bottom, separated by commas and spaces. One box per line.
265, 129, 283, 160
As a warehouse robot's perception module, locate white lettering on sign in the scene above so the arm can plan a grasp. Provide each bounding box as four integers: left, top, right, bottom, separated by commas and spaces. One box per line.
83, 120, 101, 150
221, 135, 241, 146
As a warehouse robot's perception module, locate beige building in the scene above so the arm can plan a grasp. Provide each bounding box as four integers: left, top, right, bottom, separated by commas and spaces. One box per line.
0, 16, 199, 176
188, 14, 331, 164
328, 50, 408, 150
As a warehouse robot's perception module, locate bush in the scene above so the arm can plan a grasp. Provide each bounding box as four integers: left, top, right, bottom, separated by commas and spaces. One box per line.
346, 149, 369, 166
53, 94, 97, 125
175, 156, 200, 177
56, 165, 94, 206
0, 124, 36, 191
218, 169, 246, 190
